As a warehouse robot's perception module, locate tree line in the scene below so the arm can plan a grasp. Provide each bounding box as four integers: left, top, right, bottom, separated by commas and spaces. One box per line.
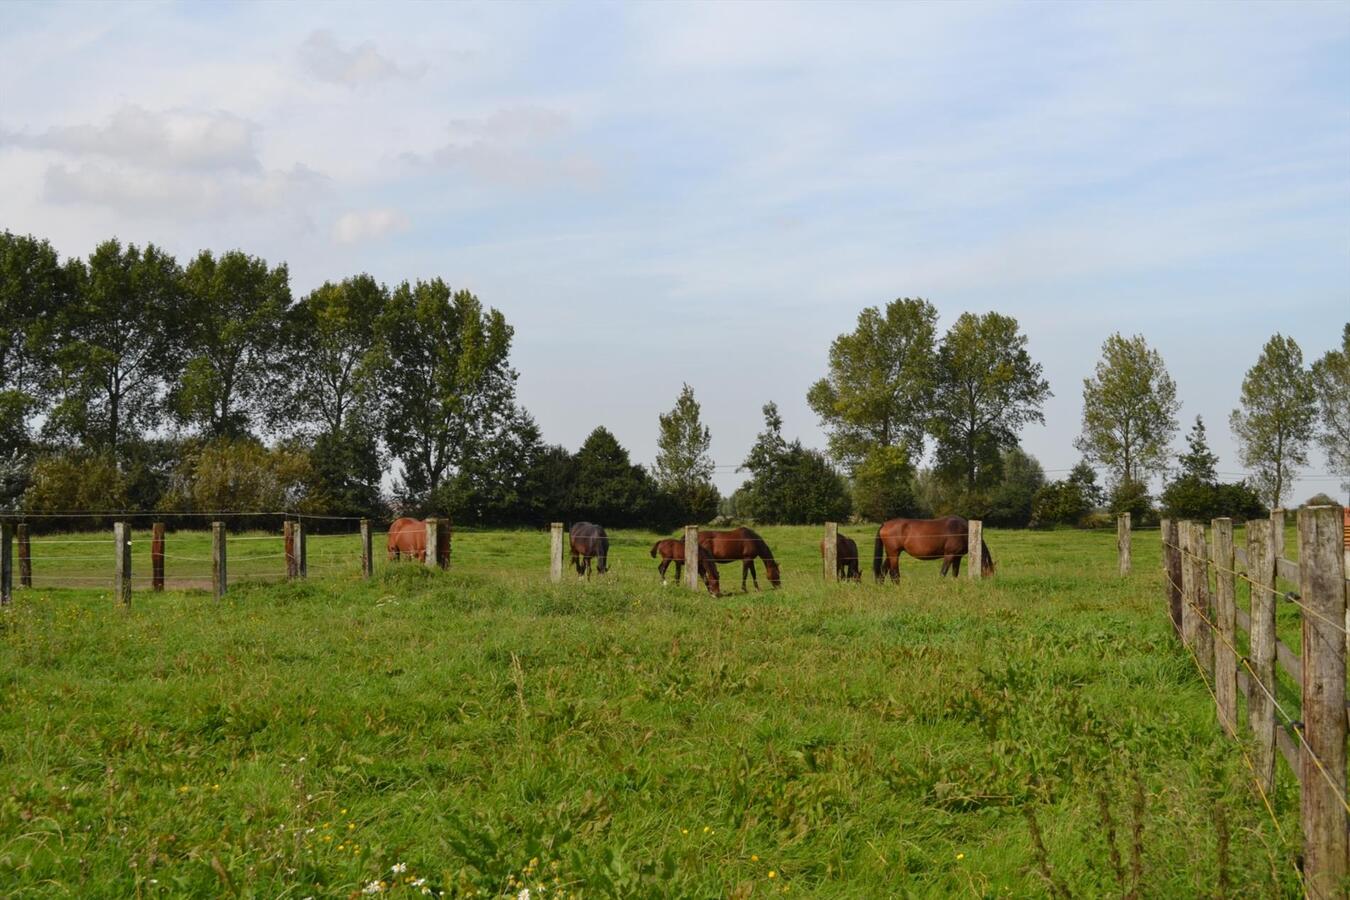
3, 230, 1347, 529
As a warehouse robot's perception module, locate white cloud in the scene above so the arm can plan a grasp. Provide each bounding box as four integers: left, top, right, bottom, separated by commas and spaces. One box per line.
44, 161, 326, 218
332, 208, 410, 244
408, 107, 601, 188
299, 29, 426, 87
2, 105, 259, 172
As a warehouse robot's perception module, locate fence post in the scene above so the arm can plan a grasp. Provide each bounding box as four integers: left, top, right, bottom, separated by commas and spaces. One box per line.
212, 522, 227, 600
297, 521, 308, 578
17, 523, 30, 588
683, 525, 700, 591
1161, 519, 1183, 635
823, 522, 838, 583
1191, 522, 1213, 676
425, 518, 450, 570
550, 523, 564, 583
1180, 522, 1197, 650
284, 520, 297, 579
1211, 518, 1237, 736
1270, 507, 1285, 565
151, 522, 165, 592
1246, 518, 1277, 797
966, 519, 983, 580
1117, 512, 1132, 576
113, 522, 131, 608
360, 519, 372, 579
1, 522, 11, 606
1298, 506, 1349, 898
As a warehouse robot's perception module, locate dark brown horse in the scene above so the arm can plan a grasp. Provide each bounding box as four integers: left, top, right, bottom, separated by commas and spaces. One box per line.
649, 538, 722, 594
570, 522, 609, 576
821, 533, 861, 581
699, 527, 780, 591
387, 517, 427, 561
873, 516, 994, 581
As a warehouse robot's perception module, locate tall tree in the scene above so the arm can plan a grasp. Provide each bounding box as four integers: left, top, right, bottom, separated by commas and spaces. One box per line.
1310, 324, 1350, 479
738, 402, 851, 524
375, 279, 518, 501
46, 239, 184, 456
1176, 416, 1219, 484
807, 298, 938, 468
930, 312, 1051, 490
1230, 334, 1317, 508
1075, 333, 1180, 484
173, 250, 290, 438
0, 232, 72, 462
653, 383, 719, 522
569, 426, 661, 527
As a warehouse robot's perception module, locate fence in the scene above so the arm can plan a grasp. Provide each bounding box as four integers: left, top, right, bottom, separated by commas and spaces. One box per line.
0, 517, 453, 605
1161, 506, 1349, 898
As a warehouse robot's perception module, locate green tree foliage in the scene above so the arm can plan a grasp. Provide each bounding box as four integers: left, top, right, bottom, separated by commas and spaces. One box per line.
46, 239, 185, 456
1109, 479, 1156, 527
1229, 334, 1317, 509
653, 383, 719, 524
432, 408, 549, 526
930, 312, 1050, 491
984, 447, 1046, 527
23, 451, 130, 515
850, 445, 917, 522
1031, 461, 1104, 527
376, 279, 519, 504
1075, 334, 1180, 483
174, 250, 290, 438
807, 298, 938, 469
1310, 323, 1350, 478
1067, 461, 1104, 509
738, 403, 851, 524
160, 439, 320, 514
1160, 417, 1266, 521
568, 427, 663, 527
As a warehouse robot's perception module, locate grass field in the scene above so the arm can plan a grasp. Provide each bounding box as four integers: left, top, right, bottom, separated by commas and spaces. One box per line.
0, 525, 1310, 897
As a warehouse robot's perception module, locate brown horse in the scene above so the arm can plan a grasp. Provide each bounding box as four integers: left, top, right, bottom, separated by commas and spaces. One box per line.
873, 516, 994, 581
387, 517, 427, 561
821, 533, 861, 581
569, 522, 609, 576
699, 527, 780, 590
649, 538, 722, 594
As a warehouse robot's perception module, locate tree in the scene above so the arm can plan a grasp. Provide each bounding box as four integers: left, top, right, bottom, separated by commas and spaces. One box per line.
46, 239, 185, 456
173, 250, 291, 438
930, 312, 1051, 491
433, 407, 547, 525
738, 403, 851, 524
851, 445, 917, 522
1066, 461, 1104, 509
160, 438, 320, 514
1230, 334, 1317, 509
375, 279, 518, 503
807, 298, 938, 469
1075, 334, 1180, 484
985, 447, 1046, 527
1310, 324, 1350, 479
653, 384, 719, 523
1176, 416, 1218, 484
568, 427, 662, 527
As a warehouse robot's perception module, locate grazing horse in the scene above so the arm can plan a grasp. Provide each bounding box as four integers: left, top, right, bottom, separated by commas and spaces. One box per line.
569, 522, 609, 576
873, 516, 994, 581
387, 517, 427, 562
649, 538, 722, 594
698, 527, 781, 591
821, 533, 861, 581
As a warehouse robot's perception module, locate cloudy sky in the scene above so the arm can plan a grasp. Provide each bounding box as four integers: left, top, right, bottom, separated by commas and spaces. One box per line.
3, 1, 1348, 499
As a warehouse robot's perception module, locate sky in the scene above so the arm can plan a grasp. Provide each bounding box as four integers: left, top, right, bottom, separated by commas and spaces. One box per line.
2, 1, 1348, 501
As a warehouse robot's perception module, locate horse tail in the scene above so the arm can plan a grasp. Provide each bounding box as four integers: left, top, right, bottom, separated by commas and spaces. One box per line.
650, 540, 660, 558
982, 539, 994, 573
873, 531, 884, 580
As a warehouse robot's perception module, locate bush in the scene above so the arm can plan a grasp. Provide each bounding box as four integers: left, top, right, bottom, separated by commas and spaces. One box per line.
160, 439, 323, 515
1108, 479, 1156, 527
1031, 480, 1091, 527
24, 451, 129, 522
1161, 476, 1267, 522
851, 446, 918, 521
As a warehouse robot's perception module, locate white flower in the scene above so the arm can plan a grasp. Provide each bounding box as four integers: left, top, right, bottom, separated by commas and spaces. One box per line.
362, 881, 384, 894
391, 862, 407, 875
411, 878, 426, 887
518, 889, 531, 900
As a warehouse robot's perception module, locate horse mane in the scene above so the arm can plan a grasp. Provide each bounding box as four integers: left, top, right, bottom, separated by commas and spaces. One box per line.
741, 527, 776, 564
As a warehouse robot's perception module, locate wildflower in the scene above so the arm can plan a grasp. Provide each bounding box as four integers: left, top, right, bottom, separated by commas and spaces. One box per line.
392, 862, 407, 875
680, 829, 688, 835
362, 881, 383, 894
518, 889, 531, 900
348, 823, 356, 831
178, 786, 189, 793
956, 853, 964, 861
768, 871, 777, 879
412, 878, 426, 888
751, 855, 759, 862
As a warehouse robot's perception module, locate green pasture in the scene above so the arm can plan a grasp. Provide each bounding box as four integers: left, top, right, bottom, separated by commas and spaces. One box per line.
0, 525, 1313, 897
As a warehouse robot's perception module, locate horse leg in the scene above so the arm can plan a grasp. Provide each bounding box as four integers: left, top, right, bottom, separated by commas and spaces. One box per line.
658, 558, 670, 583
743, 560, 758, 592
890, 549, 903, 582
949, 555, 961, 578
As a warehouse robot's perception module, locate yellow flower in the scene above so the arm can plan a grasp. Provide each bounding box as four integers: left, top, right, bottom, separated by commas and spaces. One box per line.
751, 855, 759, 862
681, 829, 688, 835
768, 871, 777, 879
348, 823, 356, 830
956, 853, 965, 861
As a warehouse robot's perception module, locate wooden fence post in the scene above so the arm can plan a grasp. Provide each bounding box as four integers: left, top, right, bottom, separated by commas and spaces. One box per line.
113, 522, 131, 608
1161, 519, 1183, 635
550, 523, 564, 583
1246, 518, 1277, 797
683, 525, 700, 591
436, 518, 451, 569
1270, 507, 1285, 565
1180, 522, 1197, 651
212, 522, 227, 600
0, 522, 11, 606
823, 522, 838, 583
17, 524, 30, 588
360, 519, 372, 579
284, 520, 297, 579
1297, 506, 1348, 898
1211, 518, 1237, 736
966, 519, 983, 580
297, 521, 307, 578
151, 523, 165, 592
1117, 512, 1132, 576
1191, 522, 1213, 676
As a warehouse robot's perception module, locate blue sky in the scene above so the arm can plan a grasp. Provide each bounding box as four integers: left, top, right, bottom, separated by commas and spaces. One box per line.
2, 1, 1348, 499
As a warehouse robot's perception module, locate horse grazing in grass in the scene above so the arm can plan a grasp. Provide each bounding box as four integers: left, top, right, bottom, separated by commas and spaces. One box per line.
821, 532, 861, 581
698, 527, 780, 591
387, 517, 427, 562
649, 538, 722, 594
873, 515, 994, 581
570, 522, 609, 576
